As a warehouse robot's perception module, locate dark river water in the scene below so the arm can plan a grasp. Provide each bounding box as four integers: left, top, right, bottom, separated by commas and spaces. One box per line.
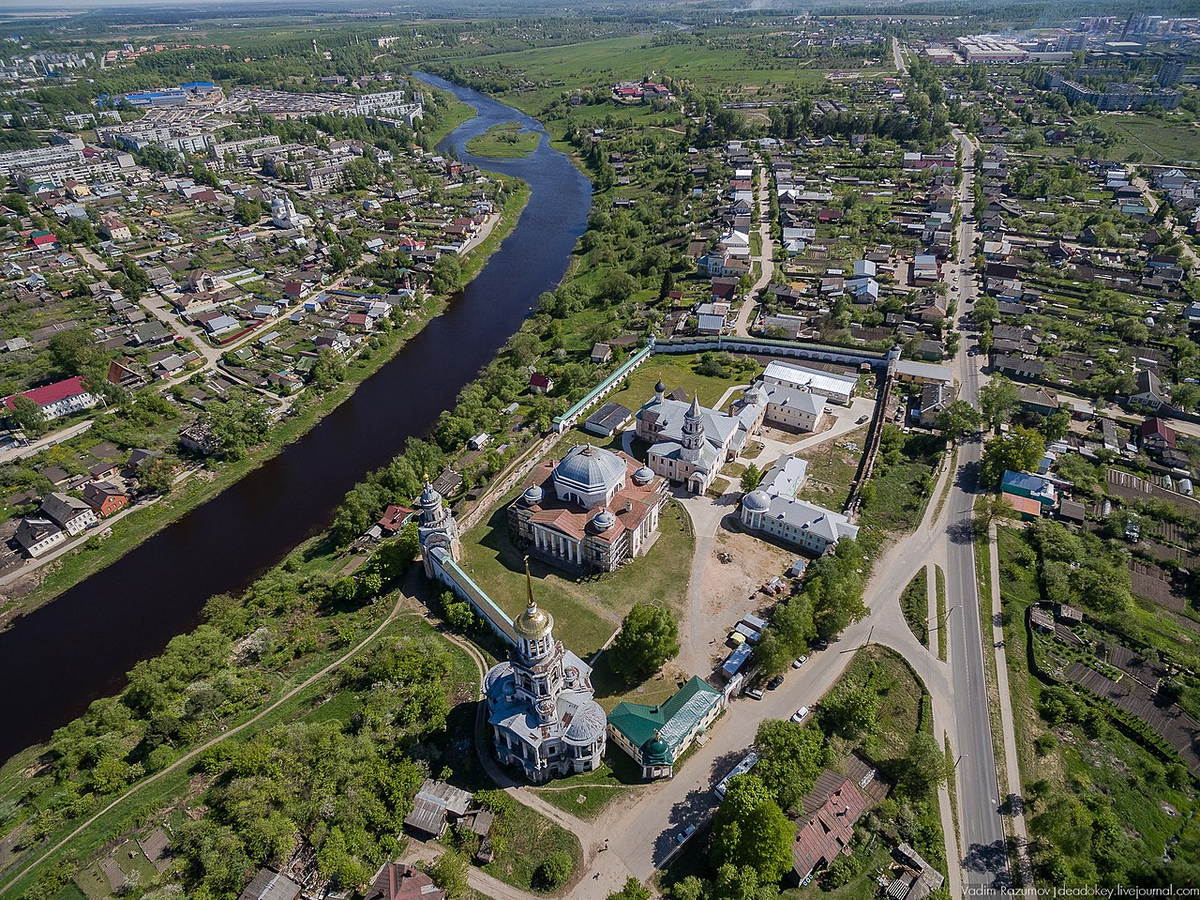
0, 74, 590, 764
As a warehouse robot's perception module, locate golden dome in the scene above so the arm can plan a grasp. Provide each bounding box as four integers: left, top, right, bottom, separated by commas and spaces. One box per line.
514, 557, 554, 640
514, 603, 553, 639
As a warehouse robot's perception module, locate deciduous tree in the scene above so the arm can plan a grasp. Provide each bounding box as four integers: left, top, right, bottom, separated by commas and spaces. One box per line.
609, 602, 679, 680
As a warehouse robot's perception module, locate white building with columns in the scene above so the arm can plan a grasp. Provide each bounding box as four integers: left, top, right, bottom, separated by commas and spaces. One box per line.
508, 444, 666, 573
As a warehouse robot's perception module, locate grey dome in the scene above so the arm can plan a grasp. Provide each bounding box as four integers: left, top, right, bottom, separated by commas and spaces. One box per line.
419, 481, 442, 509
523, 484, 544, 506
743, 489, 771, 513
553, 444, 626, 496
655, 379, 666, 394
562, 698, 607, 746
591, 509, 617, 532
633, 465, 654, 486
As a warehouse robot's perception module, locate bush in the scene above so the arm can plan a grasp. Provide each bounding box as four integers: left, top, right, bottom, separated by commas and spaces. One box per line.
534, 850, 574, 890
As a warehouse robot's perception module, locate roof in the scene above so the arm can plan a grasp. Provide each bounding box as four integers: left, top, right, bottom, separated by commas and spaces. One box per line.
792, 771, 871, 877
608, 676, 722, 758
1001, 491, 1042, 517
404, 779, 471, 837
237, 868, 302, 900
365, 862, 447, 900
584, 402, 632, 436
763, 360, 857, 398
3, 376, 90, 411
893, 360, 952, 383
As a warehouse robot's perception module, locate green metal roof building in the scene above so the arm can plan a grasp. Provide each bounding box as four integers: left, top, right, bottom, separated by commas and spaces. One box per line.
607, 676, 724, 779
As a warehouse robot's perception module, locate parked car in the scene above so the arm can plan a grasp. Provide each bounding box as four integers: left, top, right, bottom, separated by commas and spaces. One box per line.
792, 655, 809, 668
767, 674, 785, 690
790, 706, 810, 723
676, 824, 697, 845
815, 638, 829, 650
856, 414, 869, 424
745, 687, 764, 700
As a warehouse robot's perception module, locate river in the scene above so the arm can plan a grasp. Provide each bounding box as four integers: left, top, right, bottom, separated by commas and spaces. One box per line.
0, 74, 591, 764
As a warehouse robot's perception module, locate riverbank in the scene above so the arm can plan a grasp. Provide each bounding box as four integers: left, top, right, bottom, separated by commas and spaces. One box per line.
0, 76, 597, 898
0, 177, 530, 631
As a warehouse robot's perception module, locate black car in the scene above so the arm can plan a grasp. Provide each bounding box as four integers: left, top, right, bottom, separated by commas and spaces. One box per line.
815, 638, 829, 650
767, 674, 785, 690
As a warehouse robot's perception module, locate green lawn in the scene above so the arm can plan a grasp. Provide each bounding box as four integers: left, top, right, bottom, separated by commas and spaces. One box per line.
459, 33, 834, 114
602, 356, 762, 415
934, 565, 947, 662
482, 799, 583, 891
529, 759, 644, 819
1082, 113, 1200, 164
798, 427, 868, 510
465, 121, 541, 158
457, 493, 694, 660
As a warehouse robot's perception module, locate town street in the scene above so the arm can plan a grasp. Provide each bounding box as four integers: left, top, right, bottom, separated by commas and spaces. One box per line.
732, 162, 776, 336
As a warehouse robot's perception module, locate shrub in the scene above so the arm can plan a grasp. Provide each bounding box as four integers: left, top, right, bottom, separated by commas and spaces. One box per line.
534, 850, 574, 890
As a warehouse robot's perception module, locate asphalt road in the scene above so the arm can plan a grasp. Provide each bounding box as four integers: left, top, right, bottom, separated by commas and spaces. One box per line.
945, 131, 1013, 895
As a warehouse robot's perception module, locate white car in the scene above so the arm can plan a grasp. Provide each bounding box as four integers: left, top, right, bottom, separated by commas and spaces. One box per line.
790, 706, 810, 723
792, 655, 809, 668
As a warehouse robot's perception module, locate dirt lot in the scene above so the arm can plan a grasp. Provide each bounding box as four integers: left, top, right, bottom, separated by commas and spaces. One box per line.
679, 522, 799, 675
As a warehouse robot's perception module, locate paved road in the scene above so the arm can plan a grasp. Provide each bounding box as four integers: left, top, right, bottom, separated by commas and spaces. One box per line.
944, 128, 1013, 895
892, 37, 908, 75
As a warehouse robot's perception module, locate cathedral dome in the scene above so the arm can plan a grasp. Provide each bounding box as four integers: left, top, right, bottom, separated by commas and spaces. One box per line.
419, 481, 442, 509
553, 444, 626, 499
482, 661, 514, 698
632, 465, 654, 486
514, 602, 553, 640
591, 509, 617, 532
743, 489, 771, 513
522, 484, 544, 506
641, 731, 672, 766
563, 699, 607, 746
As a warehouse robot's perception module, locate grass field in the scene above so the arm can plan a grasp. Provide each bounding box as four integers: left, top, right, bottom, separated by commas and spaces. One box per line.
798, 427, 868, 510
465, 121, 541, 158
0, 614, 479, 900
457, 494, 694, 660
994, 525, 1197, 877
599, 356, 762, 416
529, 758, 644, 819
456, 33, 834, 113
1082, 113, 1200, 164
482, 799, 583, 890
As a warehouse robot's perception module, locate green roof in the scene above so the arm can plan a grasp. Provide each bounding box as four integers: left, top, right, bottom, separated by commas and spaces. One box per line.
608, 676, 722, 760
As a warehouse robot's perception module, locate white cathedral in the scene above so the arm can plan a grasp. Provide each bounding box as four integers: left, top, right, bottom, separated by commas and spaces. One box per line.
482, 562, 608, 783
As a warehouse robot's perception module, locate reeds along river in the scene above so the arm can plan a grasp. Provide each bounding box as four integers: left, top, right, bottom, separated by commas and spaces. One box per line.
0, 73, 591, 764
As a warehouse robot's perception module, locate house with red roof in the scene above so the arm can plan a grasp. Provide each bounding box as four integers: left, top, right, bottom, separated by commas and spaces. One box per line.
378, 504, 414, 535
29, 230, 58, 250
3, 376, 99, 421
791, 765, 885, 882
529, 372, 554, 394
